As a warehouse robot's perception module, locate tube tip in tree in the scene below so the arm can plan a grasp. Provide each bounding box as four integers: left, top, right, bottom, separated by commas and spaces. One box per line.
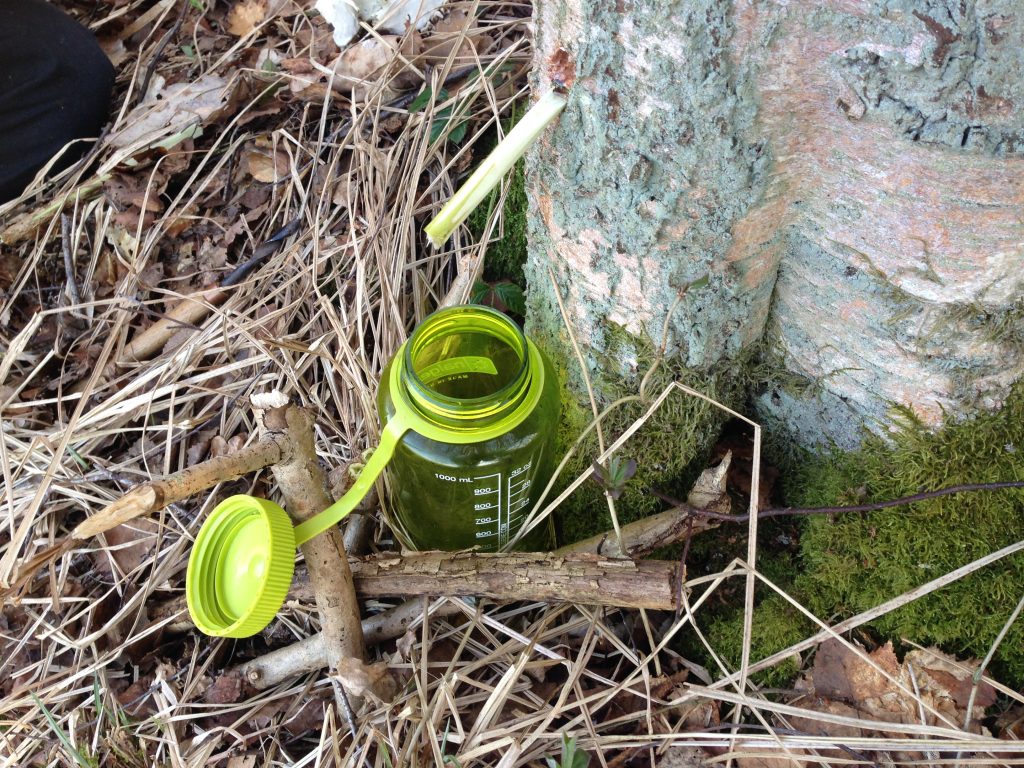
424, 90, 567, 248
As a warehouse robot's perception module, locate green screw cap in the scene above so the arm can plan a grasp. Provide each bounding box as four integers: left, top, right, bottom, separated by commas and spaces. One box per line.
186, 495, 296, 638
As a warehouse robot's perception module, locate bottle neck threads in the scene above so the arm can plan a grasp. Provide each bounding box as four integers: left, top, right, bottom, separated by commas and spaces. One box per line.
399, 306, 533, 431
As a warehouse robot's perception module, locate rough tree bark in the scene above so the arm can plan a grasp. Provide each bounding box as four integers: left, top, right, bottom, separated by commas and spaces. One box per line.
526, 0, 1023, 450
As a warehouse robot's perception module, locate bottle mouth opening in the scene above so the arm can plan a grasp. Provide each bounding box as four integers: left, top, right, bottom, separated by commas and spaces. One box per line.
402, 306, 531, 425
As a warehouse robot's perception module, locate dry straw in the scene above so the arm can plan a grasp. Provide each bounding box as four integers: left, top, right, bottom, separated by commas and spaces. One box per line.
2, 2, 1022, 766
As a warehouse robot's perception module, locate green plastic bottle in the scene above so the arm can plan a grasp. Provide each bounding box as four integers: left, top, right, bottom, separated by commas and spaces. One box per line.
377, 305, 560, 551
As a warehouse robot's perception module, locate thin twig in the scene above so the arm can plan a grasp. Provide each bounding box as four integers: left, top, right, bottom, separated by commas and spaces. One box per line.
59, 214, 81, 308
652, 480, 1024, 522
136, 0, 189, 104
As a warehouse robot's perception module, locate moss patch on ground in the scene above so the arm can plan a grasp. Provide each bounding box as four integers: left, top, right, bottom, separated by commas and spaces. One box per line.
784, 382, 1024, 683
704, 592, 813, 688
551, 326, 750, 545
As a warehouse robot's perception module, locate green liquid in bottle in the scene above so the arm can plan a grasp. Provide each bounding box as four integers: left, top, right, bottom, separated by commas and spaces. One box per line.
377, 306, 560, 551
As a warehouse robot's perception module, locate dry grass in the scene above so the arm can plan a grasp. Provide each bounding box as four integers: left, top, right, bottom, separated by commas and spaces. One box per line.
2, 2, 1024, 766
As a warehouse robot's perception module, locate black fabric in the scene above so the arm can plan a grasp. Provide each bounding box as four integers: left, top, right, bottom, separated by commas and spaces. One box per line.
0, 0, 114, 202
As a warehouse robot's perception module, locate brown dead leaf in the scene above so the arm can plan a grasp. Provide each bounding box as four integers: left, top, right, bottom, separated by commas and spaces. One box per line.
244, 144, 291, 183
0, 385, 34, 420
284, 698, 331, 736
660, 747, 712, 767
99, 36, 129, 67
186, 430, 216, 466
210, 435, 230, 459
997, 706, 1024, 739
329, 36, 402, 99
336, 657, 397, 700
812, 638, 899, 704
226, 0, 266, 36
786, 637, 995, 755
109, 74, 234, 152
417, 8, 493, 66
99, 519, 160, 576
104, 173, 166, 230
116, 677, 158, 716
736, 754, 809, 768
204, 673, 244, 704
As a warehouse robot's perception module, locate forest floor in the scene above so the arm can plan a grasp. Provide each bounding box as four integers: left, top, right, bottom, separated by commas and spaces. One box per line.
1, 1, 1023, 766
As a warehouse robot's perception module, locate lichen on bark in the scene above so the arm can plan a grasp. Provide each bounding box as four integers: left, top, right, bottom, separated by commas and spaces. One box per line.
836, 0, 1024, 154
526, 0, 769, 376
525, 0, 1024, 539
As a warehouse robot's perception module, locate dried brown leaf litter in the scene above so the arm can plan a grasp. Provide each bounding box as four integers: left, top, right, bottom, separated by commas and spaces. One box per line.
1, 2, 1023, 767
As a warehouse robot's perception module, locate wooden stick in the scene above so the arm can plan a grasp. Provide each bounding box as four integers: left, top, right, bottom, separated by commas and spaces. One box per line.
252, 392, 386, 714
0, 177, 107, 245
232, 551, 680, 690
1, 439, 284, 598
116, 286, 227, 364
559, 504, 717, 559
240, 600, 462, 689
348, 551, 678, 608
72, 440, 282, 539
157, 500, 710, 688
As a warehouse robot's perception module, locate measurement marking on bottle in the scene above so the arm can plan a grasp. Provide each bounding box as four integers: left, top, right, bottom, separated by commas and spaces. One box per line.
468, 462, 537, 549
507, 478, 531, 498
508, 496, 531, 514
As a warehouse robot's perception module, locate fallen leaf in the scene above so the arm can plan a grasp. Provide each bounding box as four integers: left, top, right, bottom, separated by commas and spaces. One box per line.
905, 647, 997, 710
116, 677, 158, 716
661, 747, 713, 767
226, 0, 266, 36
210, 435, 230, 459
417, 8, 493, 66
783, 637, 996, 760
99, 36, 129, 67
109, 74, 235, 153
187, 430, 216, 466
812, 638, 899, 704
244, 144, 291, 183
283, 698, 330, 736
736, 755, 808, 768
331, 171, 354, 208
104, 172, 167, 231
99, 519, 160, 576
329, 35, 402, 98
204, 673, 243, 704
336, 657, 396, 700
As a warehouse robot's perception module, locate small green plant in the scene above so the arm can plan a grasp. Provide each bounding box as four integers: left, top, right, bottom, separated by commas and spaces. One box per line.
591, 455, 638, 500
472, 279, 526, 316
409, 87, 470, 144
32, 693, 98, 768
545, 735, 590, 768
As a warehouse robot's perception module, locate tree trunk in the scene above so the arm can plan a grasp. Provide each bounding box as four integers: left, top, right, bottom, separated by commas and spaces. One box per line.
526, 0, 1024, 451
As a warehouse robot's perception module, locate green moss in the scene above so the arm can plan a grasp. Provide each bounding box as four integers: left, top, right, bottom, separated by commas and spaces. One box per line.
467, 102, 529, 288
551, 324, 746, 545
703, 593, 813, 688
787, 382, 1024, 683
